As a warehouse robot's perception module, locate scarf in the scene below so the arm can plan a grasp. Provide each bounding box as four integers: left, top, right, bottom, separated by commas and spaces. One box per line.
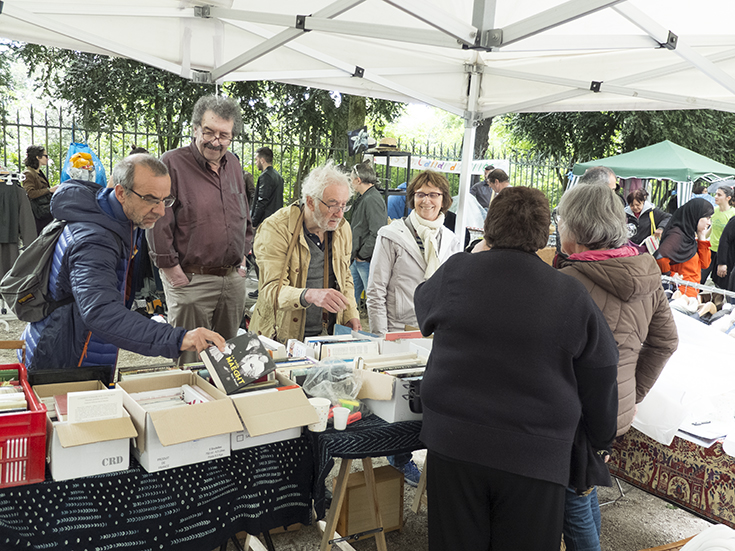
408, 209, 445, 279
656, 199, 714, 264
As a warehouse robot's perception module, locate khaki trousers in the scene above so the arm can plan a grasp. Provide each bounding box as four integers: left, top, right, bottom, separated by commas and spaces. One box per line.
161, 270, 247, 365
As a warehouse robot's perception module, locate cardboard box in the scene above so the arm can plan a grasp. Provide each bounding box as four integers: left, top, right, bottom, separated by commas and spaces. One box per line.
335, 465, 404, 538
118, 372, 242, 473
357, 371, 422, 423
229, 373, 319, 450
33, 381, 138, 481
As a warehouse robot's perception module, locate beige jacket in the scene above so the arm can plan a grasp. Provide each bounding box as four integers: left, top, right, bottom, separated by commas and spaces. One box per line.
249, 205, 359, 343
366, 218, 461, 335
560, 252, 678, 436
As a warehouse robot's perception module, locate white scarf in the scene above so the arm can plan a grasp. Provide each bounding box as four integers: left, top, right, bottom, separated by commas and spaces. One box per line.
408, 209, 445, 279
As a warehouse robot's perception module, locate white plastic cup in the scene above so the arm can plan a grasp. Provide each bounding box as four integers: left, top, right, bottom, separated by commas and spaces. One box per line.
332, 406, 350, 431
307, 397, 331, 432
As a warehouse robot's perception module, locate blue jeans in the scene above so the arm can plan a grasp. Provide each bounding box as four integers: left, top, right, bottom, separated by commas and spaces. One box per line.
350, 260, 371, 305
563, 486, 601, 551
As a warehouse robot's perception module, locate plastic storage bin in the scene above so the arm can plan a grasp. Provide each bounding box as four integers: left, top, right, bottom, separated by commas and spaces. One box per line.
0, 363, 47, 488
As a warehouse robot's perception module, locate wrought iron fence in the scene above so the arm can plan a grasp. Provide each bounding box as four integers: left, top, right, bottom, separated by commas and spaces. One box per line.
1, 107, 570, 206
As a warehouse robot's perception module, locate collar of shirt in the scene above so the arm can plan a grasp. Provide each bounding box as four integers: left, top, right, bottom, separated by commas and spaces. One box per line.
303, 222, 325, 251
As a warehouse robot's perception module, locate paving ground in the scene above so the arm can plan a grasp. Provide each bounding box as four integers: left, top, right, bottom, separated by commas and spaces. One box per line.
0, 270, 715, 550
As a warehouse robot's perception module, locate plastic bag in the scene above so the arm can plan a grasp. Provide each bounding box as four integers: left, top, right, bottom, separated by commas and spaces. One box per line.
60, 143, 107, 186
302, 360, 363, 404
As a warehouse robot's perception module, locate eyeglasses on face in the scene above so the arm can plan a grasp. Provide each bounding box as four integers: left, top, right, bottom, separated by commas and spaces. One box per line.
40, 154, 49, 158
129, 189, 176, 208
318, 198, 351, 213
414, 192, 443, 200
200, 128, 233, 145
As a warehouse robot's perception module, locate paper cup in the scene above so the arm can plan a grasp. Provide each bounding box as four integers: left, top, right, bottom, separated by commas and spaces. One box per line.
332, 406, 350, 431
307, 398, 331, 432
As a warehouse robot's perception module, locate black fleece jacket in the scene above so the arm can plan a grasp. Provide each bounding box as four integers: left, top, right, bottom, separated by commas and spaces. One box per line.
415, 248, 619, 486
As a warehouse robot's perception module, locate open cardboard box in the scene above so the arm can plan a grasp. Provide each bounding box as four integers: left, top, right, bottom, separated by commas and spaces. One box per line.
357, 370, 423, 423
118, 371, 242, 472
33, 380, 138, 481
357, 342, 429, 423
229, 373, 318, 450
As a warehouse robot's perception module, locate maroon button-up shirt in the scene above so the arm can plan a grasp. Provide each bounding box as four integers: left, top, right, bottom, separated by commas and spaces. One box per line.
147, 141, 253, 269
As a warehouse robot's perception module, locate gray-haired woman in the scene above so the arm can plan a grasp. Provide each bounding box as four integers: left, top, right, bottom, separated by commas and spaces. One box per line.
556, 183, 678, 551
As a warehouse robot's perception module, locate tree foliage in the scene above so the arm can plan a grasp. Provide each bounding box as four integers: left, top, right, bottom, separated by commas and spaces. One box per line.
13, 43, 403, 192
503, 109, 735, 169
13, 44, 217, 152
0, 43, 14, 117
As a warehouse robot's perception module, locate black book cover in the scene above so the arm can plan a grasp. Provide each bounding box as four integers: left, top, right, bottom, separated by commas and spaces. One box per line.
200, 332, 277, 395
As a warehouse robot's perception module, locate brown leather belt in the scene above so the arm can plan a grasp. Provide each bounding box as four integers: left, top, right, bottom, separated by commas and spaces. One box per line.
181, 264, 236, 276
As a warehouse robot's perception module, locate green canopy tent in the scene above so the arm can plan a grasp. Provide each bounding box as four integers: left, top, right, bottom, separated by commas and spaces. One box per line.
572, 140, 735, 181
572, 140, 735, 207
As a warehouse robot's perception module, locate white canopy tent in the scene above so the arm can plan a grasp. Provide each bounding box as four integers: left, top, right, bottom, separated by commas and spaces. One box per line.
3, 0, 735, 237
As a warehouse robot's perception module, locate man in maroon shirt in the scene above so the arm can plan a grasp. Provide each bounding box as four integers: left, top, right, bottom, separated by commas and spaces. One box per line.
147, 95, 253, 365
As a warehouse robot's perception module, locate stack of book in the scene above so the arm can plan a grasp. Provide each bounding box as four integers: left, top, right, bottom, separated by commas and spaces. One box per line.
360, 353, 426, 378
126, 384, 214, 412
303, 335, 380, 360
0, 385, 27, 414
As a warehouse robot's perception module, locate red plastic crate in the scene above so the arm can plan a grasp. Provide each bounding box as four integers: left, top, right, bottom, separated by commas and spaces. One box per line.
0, 363, 47, 488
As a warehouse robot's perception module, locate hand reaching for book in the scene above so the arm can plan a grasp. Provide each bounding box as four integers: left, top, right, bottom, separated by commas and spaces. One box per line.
181, 328, 226, 354
304, 288, 350, 313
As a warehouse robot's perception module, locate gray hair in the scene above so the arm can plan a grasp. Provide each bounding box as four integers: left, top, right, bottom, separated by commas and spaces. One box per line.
353, 160, 378, 185
113, 154, 169, 192
556, 183, 628, 251
579, 166, 617, 187
301, 161, 353, 204
191, 95, 243, 137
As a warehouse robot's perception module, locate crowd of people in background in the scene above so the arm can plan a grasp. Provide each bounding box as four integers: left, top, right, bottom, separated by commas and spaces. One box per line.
10, 92, 735, 550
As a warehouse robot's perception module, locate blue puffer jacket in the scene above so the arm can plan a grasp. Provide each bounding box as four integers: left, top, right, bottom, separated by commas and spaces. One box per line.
21, 180, 186, 370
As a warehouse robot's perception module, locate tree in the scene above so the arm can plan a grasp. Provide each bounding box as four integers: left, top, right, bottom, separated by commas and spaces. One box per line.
13, 43, 404, 197
502, 109, 735, 187
0, 43, 14, 118
13, 44, 219, 152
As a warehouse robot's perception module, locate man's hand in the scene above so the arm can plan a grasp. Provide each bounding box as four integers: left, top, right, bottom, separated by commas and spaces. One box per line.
181, 328, 226, 353
654, 228, 663, 239
718, 264, 728, 278
237, 255, 249, 278
345, 318, 362, 331
304, 288, 350, 313
161, 265, 189, 288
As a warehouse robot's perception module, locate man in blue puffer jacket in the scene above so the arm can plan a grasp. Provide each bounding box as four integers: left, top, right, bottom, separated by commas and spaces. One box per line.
21, 154, 225, 371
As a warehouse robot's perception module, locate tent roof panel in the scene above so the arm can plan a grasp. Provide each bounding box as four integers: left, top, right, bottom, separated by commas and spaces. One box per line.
572, 140, 735, 181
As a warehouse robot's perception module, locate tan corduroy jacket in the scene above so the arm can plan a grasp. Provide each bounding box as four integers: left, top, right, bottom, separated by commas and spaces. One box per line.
249, 204, 359, 343
560, 252, 678, 436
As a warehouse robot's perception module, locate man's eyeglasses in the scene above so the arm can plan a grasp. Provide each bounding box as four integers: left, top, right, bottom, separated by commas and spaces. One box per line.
130, 189, 176, 208
318, 198, 351, 214
40, 154, 49, 159
200, 129, 233, 145
414, 192, 443, 200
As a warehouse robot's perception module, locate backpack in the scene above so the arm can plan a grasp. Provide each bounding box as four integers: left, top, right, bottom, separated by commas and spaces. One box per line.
0, 219, 74, 322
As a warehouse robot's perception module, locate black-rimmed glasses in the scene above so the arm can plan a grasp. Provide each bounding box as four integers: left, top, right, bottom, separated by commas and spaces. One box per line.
200, 129, 232, 145
318, 198, 351, 213
130, 189, 176, 208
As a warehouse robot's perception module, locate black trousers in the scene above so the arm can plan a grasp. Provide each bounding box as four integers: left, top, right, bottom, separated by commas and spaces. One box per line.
702, 251, 717, 284
427, 450, 566, 551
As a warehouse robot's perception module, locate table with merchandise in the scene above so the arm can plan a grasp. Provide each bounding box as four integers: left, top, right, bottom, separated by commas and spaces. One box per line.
0, 437, 314, 551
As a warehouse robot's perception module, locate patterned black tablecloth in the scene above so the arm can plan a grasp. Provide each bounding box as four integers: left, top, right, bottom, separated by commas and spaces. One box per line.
309, 415, 423, 519
0, 437, 314, 551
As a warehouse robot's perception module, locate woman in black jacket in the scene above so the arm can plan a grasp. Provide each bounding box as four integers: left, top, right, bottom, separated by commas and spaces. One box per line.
625, 189, 671, 245
714, 214, 735, 293
414, 187, 619, 551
